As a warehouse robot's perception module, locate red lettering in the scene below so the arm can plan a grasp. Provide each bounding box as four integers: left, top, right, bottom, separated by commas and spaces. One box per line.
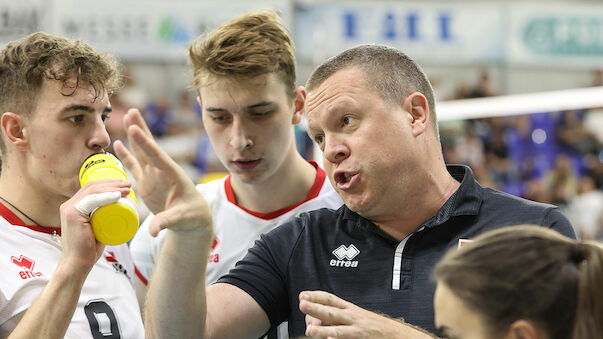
208, 254, 220, 263
18, 271, 43, 280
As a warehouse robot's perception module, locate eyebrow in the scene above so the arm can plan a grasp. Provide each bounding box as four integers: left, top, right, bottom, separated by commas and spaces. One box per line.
205, 101, 275, 113
246, 101, 274, 109
60, 104, 112, 114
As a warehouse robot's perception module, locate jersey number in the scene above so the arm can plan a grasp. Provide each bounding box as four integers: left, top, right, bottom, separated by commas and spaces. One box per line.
84, 300, 122, 338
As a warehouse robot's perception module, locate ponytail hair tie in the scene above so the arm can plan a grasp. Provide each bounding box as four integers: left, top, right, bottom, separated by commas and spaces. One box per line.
570, 241, 585, 264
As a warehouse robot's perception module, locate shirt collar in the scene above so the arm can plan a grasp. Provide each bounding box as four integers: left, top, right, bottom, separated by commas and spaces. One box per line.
422, 164, 482, 228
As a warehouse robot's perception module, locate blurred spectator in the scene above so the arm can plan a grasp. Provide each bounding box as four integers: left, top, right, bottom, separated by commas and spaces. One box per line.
583, 107, 603, 146
565, 175, 603, 241
484, 126, 519, 192
471, 163, 498, 190
556, 109, 601, 156
144, 96, 173, 137
583, 155, 603, 190
194, 132, 225, 178
148, 89, 227, 181
593, 69, 603, 87
469, 71, 496, 98
169, 90, 203, 135
439, 75, 600, 219
120, 64, 149, 109
542, 154, 580, 206
452, 83, 472, 100
454, 124, 485, 168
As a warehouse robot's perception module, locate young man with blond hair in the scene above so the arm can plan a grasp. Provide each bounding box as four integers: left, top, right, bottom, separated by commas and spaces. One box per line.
0, 32, 208, 338
130, 10, 342, 337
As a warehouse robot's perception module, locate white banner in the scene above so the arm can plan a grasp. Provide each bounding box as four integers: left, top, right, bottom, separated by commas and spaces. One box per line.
0, 0, 48, 45
507, 4, 603, 68
294, 2, 505, 65
2, 1, 602, 67
47, 0, 291, 61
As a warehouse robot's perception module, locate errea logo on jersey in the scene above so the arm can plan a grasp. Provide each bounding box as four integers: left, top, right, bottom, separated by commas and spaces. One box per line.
208, 237, 220, 263
11, 255, 44, 280
330, 244, 360, 268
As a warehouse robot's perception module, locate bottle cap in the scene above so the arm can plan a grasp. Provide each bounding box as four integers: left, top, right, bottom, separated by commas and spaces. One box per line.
90, 197, 139, 245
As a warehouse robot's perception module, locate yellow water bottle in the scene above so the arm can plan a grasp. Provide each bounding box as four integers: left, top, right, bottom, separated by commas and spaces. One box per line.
79, 153, 139, 245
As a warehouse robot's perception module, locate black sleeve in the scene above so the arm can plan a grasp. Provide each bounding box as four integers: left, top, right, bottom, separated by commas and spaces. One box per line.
543, 207, 577, 239
216, 217, 306, 327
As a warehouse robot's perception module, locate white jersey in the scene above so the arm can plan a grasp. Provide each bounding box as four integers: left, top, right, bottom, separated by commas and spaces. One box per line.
131, 162, 343, 285
0, 203, 144, 338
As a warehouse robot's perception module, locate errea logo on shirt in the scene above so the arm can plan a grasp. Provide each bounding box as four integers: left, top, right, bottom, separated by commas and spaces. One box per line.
330, 244, 360, 268
208, 237, 220, 263
11, 255, 43, 280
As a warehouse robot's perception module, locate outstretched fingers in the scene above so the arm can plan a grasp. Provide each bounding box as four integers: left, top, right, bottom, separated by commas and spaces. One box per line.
123, 108, 153, 137
126, 121, 176, 172
114, 139, 142, 179
121, 108, 154, 168
305, 324, 353, 339
299, 291, 353, 325
300, 291, 351, 310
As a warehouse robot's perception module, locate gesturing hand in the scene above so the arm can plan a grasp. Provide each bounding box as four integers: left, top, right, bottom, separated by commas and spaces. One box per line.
299, 291, 429, 339
113, 108, 212, 237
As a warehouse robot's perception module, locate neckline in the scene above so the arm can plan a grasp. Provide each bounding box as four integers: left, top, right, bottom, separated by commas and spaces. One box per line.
0, 201, 62, 236
224, 160, 326, 220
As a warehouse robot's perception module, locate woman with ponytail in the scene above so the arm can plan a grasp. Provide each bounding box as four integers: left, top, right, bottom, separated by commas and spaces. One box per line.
433, 225, 603, 339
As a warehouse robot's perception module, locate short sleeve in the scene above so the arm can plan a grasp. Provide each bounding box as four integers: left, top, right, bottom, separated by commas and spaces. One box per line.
544, 207, 577, 239
217, 218, 306, 327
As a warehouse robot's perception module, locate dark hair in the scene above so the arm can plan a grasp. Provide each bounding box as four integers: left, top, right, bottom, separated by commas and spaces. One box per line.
189, 9, 296, 97
306, 44, 438, 139
434, 225, 603, 339
0, 32, 121, 152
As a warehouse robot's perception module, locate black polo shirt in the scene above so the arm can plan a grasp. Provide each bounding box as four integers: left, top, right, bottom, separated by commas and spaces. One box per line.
218, 165, 575, 336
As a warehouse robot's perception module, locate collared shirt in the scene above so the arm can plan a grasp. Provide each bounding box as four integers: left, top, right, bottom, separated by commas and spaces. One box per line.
219, 164, 575, 336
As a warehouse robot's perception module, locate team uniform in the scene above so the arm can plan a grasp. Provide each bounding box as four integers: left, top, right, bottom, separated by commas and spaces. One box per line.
131, 161, 343, 284
218, 164, 576, 337
0, 203, 144, 338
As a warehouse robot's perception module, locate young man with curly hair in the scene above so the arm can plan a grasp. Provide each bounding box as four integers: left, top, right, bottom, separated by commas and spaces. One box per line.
0, 32, 208, 338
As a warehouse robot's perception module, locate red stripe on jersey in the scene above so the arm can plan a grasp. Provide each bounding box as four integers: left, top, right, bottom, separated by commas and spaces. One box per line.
135, 265, 149, 285
0, 202, 61, 236
224, 161, 327, 220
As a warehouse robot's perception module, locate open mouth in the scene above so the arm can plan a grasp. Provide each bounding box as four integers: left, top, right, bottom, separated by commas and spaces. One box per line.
336, 172, 353, 184
334, 170, 358, 188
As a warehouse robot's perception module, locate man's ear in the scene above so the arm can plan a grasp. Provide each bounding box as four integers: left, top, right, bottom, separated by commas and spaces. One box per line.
508, 320, 540, 339
1, 112, 28, 151
402, 92, 429, 137
291, 86, 307, 125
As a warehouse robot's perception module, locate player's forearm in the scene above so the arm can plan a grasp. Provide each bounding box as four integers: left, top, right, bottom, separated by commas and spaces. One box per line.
394, 318, 439, 339
8, 263, 88, 339
145, 227, 213, 339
